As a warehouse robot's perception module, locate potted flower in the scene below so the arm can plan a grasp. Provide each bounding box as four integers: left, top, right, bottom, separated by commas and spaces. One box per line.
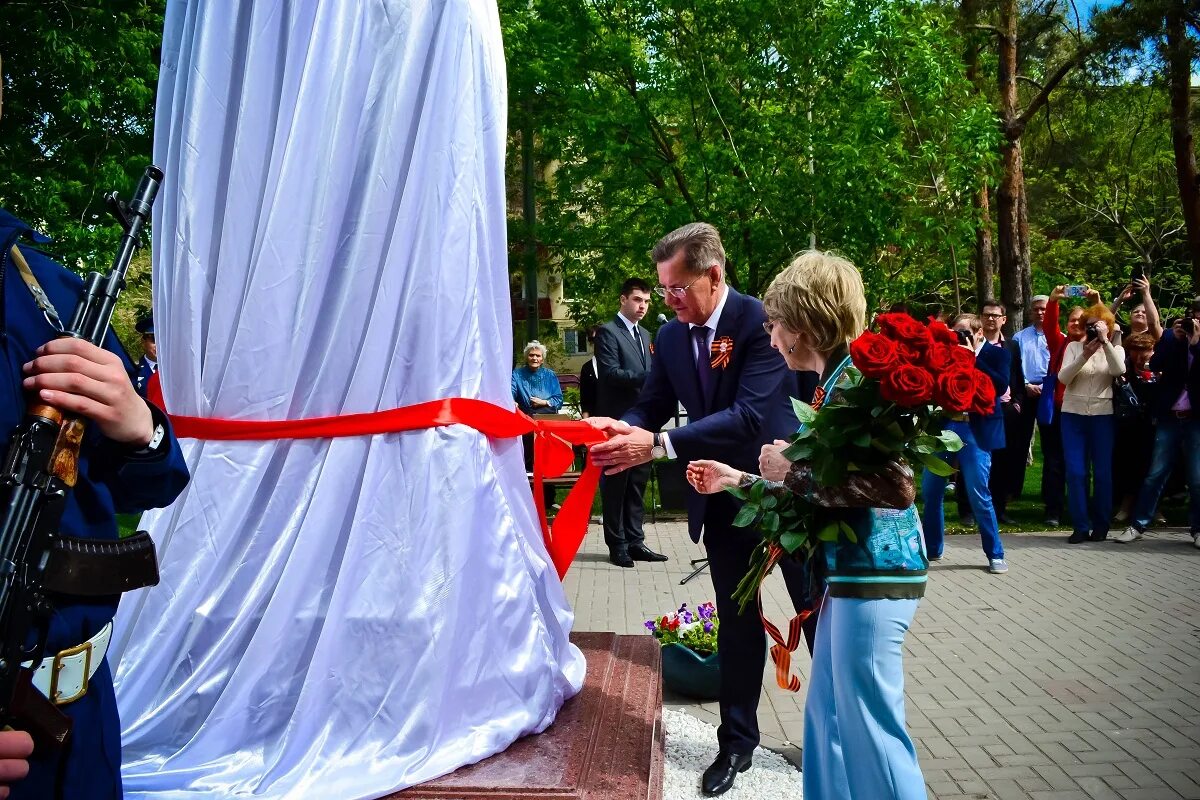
645, 602, 720, 700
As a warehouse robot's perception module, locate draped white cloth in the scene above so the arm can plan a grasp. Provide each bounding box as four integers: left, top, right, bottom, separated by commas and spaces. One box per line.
109, 2, 585, 797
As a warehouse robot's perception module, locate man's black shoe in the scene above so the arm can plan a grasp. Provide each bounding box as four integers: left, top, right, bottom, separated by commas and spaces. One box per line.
609, 551, 634, 568
628, 545, 668, 562
701, 751, 752, 796
1067, 531, 1089, 544
997, 512, 1015, 525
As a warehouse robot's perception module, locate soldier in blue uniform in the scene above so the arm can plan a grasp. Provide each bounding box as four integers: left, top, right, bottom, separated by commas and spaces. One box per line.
133, 311, 157, 398
1, 208, 190, 799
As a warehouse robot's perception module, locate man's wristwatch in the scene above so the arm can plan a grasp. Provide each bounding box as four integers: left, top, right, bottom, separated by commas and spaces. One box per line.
650, 432, 667, 461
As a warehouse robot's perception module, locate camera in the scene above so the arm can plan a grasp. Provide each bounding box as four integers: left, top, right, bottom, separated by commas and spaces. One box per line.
1086, 322, 1100, 341
955, 329, 973, 347
1183, 317, 1197, 337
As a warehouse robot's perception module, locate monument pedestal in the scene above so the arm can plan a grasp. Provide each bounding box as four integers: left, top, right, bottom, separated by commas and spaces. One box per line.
393, 632, 663, 800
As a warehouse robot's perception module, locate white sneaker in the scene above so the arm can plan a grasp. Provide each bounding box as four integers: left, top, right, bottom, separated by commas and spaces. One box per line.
988, 558, 1008, 574
1113, 526, 1143, 544
1193, 532, 1200, 550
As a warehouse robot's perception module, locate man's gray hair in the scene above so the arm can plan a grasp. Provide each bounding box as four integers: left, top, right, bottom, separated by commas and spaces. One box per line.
650, 222, 726, 276
1031, 294, 1050, 304
523, 340, 547, 357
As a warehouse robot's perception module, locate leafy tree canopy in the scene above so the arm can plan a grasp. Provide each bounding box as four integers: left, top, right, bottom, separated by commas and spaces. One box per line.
502, 0, 999, 329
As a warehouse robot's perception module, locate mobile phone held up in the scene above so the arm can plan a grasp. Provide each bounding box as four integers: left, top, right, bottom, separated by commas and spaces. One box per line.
1130, 263, 1145, 286
1065, 284, 1088, 298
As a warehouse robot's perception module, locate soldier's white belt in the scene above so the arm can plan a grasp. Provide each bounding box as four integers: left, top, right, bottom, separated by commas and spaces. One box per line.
21, 622, 112, 705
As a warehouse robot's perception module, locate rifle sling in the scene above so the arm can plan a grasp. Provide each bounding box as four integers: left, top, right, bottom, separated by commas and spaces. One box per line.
42, 532, 160, 597
9, 245, 64, 330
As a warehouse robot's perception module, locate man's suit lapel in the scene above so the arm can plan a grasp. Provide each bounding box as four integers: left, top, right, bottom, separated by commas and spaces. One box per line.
666, 322, 705, 416
612, 315, 646, 369
706, 287, 742, 411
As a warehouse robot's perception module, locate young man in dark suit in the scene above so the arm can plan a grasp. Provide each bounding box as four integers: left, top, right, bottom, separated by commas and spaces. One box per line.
594, 279, 665, 567
589, 223, 810, 796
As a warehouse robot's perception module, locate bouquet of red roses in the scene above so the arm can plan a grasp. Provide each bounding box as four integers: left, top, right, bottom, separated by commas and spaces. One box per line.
729, 313, 997, 611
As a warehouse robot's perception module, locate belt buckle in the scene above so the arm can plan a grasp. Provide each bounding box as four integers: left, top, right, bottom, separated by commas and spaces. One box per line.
48, 640, 93, 706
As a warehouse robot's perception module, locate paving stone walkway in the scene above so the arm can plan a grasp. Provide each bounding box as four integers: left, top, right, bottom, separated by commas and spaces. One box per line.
563, 519, 1200, 799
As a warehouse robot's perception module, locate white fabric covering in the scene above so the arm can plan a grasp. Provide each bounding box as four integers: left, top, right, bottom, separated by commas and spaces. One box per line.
110, 1, 584, 797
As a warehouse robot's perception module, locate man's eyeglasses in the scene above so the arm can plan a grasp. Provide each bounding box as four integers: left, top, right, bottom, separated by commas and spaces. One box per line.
653, 276, 705, 298
981, 312, 1005, 320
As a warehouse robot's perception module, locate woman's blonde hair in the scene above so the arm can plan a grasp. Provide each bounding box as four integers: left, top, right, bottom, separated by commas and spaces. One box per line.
1082, 303, 1116, 328
762, 250, 867, 353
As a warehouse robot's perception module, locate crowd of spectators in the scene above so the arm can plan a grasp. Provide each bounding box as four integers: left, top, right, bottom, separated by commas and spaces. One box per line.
897, 278, 1200, 556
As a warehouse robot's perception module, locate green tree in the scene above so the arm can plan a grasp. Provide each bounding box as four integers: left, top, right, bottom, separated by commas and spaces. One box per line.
503, 0, 998, 328
0, 1, 164, 266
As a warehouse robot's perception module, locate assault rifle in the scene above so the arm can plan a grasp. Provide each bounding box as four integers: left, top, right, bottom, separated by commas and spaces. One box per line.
0, 166, 163, 747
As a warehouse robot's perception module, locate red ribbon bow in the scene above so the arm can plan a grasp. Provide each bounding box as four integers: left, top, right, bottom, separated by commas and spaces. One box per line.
148, 373, 606, 579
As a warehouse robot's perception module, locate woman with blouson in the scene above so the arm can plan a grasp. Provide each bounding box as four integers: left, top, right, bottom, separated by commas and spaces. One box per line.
687, 250, 928, 800
1057, 303, 1125, 543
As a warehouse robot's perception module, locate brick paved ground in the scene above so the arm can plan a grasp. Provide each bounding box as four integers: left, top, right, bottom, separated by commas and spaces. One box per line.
563, 519, 1200, 799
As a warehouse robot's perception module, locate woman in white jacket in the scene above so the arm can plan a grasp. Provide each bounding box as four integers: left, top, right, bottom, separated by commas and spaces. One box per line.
1058, 303, 1125, 543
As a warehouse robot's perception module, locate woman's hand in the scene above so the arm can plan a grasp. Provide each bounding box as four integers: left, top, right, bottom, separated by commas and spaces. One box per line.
686, 460, 742, 495
1050, 285, 1067, 302
1085, 287, 1102, 306
759, 440, 792, 481
1134, 276, 1151, 297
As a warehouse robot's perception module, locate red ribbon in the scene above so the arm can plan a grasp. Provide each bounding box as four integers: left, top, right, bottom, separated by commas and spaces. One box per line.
149, 372, 606, 579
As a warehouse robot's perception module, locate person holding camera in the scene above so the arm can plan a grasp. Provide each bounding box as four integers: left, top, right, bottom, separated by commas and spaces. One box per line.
1057, 303, 1125, 543
1114, 316, 1200, 547
1109, 274, 1163, 343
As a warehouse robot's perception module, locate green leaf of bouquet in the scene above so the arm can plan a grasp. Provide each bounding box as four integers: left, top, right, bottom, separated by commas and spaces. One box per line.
936, 429, 964, 452
780, 531, 806, 553
726, 485, 749, 500
782, 440, 814, 461
915, 451, 955, 477
733, 505, 760, 528
853, 431, 872, 448
761, 493, 778, 509
839, 521, 858, 543
791, 398, 818, 424
750, 479, 766, 502
817, 521, 841, 541
760, 511, 781, 532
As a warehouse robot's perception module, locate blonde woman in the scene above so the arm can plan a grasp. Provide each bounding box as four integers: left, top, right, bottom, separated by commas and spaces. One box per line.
688, 250, 927, 800
1057, 304, 1125, 543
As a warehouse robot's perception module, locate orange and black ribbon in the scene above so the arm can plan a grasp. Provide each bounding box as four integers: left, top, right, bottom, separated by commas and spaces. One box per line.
710, 336, 734, 369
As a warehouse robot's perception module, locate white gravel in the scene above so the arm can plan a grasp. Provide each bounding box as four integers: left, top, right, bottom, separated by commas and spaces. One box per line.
662, 709, 803, 799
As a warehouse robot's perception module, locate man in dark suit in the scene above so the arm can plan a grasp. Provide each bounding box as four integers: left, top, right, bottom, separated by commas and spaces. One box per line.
595, 279, 664, 567
590, 223, 809, 796
920, 313, 1011, 573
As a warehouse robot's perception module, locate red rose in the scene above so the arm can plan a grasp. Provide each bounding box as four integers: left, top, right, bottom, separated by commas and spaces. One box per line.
849, 331, 899, 378
948, 346, 976, 369
876, 313, 933, 353
934, 367, 977, 412
971, 371, 997, 415
879, 364, 935, 406
923, 343, 957, 372
927, 320, 960, 347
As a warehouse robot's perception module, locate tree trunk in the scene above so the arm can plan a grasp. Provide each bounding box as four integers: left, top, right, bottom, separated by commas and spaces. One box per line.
961, 0, 994, 310
974, 183, 995, 304
1165, 6, 1200, 293
995, 0, 1026, 336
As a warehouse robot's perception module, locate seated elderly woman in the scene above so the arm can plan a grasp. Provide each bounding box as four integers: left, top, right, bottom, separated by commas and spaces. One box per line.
1057, 303, 1125, 543
686, 250, 927, 800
